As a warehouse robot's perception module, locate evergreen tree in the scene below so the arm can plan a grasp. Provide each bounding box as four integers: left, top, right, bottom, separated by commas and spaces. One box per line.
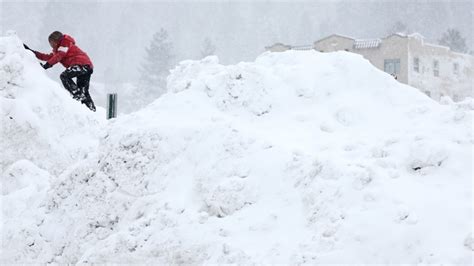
135, 28, 174, 106
200, 37, 216, 58
438, 28, 468, 53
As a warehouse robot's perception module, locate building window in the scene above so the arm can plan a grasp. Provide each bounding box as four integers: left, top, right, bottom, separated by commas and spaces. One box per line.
384, 59, 401, 75
413, 57, 419, 72
453, 63, 459, 75
433, 60, 439, 77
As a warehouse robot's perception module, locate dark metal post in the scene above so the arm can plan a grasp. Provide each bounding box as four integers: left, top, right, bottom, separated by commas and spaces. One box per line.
106, 93, 117, 119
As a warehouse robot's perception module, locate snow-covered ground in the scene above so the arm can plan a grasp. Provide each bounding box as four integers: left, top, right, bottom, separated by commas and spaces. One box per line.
1, 33, 473, 264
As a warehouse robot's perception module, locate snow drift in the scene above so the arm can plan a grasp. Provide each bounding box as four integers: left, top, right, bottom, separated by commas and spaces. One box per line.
1, 33, 472, 264
0, 33, 104, 174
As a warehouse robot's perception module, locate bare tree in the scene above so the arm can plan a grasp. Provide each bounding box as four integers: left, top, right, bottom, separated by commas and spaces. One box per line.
387, 21, 410, 36
438, 28, 468, 53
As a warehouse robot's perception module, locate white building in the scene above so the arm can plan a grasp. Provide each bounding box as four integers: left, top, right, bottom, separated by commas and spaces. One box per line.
266, 33, 473, 101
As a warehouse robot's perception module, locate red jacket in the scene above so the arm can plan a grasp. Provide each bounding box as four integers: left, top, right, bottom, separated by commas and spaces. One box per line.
35, 34, 93, 69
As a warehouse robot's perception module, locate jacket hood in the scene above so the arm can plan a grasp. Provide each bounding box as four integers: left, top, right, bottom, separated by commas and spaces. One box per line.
60, 34, 76, 46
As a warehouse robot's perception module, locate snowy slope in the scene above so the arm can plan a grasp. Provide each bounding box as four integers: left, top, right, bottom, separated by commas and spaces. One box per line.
1, 33, 473, 264
0, 33, 105, 174
0, 33, 105, 262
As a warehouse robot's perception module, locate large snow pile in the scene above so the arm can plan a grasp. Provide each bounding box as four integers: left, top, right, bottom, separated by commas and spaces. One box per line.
1, 33, 472, 264
0, 33, 104, 261
0, 33, 104, 173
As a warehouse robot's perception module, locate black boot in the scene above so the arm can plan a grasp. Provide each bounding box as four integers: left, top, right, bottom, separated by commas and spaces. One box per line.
82, 98, 96, 112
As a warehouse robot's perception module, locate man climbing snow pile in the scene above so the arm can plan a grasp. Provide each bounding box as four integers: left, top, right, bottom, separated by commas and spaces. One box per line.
23, 31, 96, 111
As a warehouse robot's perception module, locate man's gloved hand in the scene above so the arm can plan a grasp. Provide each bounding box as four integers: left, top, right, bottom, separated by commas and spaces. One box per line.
41, 62, 52, 70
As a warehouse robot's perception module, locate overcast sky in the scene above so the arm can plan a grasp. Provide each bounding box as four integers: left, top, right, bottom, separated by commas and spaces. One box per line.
1, 0, 472, 83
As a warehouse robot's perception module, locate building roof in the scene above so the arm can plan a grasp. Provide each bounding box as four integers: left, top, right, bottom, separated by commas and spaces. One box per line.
407, 32, 425, 40
385, 32, 425, 40
314, 34, 355, 44
353, 39, 381, 49
291, 45, 314, 51
264, 43, 292, 50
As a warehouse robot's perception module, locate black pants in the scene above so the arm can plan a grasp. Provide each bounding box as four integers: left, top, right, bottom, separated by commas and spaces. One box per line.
60, 65, 95, 110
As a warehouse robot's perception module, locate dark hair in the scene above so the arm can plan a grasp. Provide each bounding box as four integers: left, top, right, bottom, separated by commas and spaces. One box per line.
48, 31, 63, 42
